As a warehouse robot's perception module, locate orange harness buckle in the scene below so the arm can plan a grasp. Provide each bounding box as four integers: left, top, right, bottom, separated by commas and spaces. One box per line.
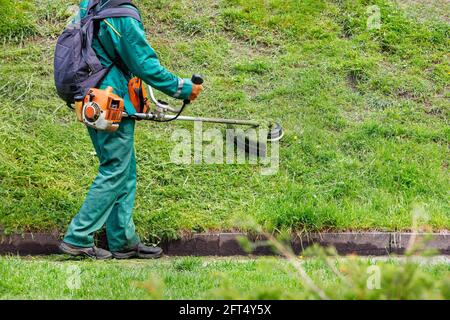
128, 77, 151, 115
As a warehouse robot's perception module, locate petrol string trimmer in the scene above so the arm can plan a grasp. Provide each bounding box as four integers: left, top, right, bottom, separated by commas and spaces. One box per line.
74, 75, 284, 143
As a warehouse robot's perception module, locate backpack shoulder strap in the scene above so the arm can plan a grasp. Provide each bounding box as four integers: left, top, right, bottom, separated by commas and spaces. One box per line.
97, 0, 132, 10
94, 7, 141, 23
89, 1, 141, 78
87, 0, 100, 13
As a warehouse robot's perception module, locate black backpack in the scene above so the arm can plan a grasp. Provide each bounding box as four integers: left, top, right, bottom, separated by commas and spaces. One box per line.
53, 0, 141, 106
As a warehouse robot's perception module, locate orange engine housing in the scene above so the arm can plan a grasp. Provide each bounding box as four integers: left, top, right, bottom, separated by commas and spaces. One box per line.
76, 87, 125, 132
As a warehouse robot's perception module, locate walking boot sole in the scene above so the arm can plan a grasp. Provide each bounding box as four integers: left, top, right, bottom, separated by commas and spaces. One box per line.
112, 250, 163, 260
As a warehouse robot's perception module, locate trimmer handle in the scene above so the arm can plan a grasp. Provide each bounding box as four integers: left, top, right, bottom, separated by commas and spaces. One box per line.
184, 74, 204, 104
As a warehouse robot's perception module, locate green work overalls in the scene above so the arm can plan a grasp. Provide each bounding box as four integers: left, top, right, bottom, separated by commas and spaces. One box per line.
63, 0, 193, 251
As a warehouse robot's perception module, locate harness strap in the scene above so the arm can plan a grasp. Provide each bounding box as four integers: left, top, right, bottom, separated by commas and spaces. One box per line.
94, 7, 141, 22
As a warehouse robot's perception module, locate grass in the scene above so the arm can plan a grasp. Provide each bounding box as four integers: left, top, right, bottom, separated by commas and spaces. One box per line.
0, 0, 36, 42
0, 0, 448, 240
0, 255, 448, 299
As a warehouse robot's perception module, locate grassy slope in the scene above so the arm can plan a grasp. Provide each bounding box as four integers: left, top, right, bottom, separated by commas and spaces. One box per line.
0, 0, 36, 41
0, 0, 448, 239
0, 256, 448, 299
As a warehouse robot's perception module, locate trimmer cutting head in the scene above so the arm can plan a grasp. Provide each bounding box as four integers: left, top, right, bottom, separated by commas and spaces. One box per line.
233, 122, 284, 157
267, 122, 284, 142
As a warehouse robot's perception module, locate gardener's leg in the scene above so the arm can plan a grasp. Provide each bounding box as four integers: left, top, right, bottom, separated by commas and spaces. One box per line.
105, 124, 140, 252
108, 149, 163, 259
63, 119, 137, 250
105, 121, 162, 259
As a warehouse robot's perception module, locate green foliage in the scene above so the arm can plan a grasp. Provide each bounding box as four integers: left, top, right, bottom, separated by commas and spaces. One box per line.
0, 0, 36, 41
209, 244, 450, 300
0, 255, 448, 299
202, 219, 450, 300
0, 0, 448, 237
173, 256, 203, 272
33, 0, 80, 37
312, 246, 450, 300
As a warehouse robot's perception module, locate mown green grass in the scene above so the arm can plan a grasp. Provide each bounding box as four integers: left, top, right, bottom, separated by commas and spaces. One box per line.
0, 0, 448, 239
0, 255, 448, 299
0, 0, 36, 42
0, 256, 333, 299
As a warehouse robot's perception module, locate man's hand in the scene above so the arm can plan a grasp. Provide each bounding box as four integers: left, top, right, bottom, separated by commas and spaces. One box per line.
189, 84, 203, 101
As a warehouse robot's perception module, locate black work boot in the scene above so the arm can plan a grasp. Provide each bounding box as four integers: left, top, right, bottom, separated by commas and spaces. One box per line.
59, 241, 112, 260
112, 243, 163, 259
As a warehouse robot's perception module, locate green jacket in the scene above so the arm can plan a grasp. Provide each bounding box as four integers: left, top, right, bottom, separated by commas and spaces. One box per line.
78, 0, 193, 115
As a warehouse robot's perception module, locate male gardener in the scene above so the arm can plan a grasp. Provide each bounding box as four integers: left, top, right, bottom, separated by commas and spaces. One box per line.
59, 0, 203, 259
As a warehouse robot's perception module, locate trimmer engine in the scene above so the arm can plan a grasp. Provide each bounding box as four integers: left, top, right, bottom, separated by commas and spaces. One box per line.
75, 87, 124, 132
